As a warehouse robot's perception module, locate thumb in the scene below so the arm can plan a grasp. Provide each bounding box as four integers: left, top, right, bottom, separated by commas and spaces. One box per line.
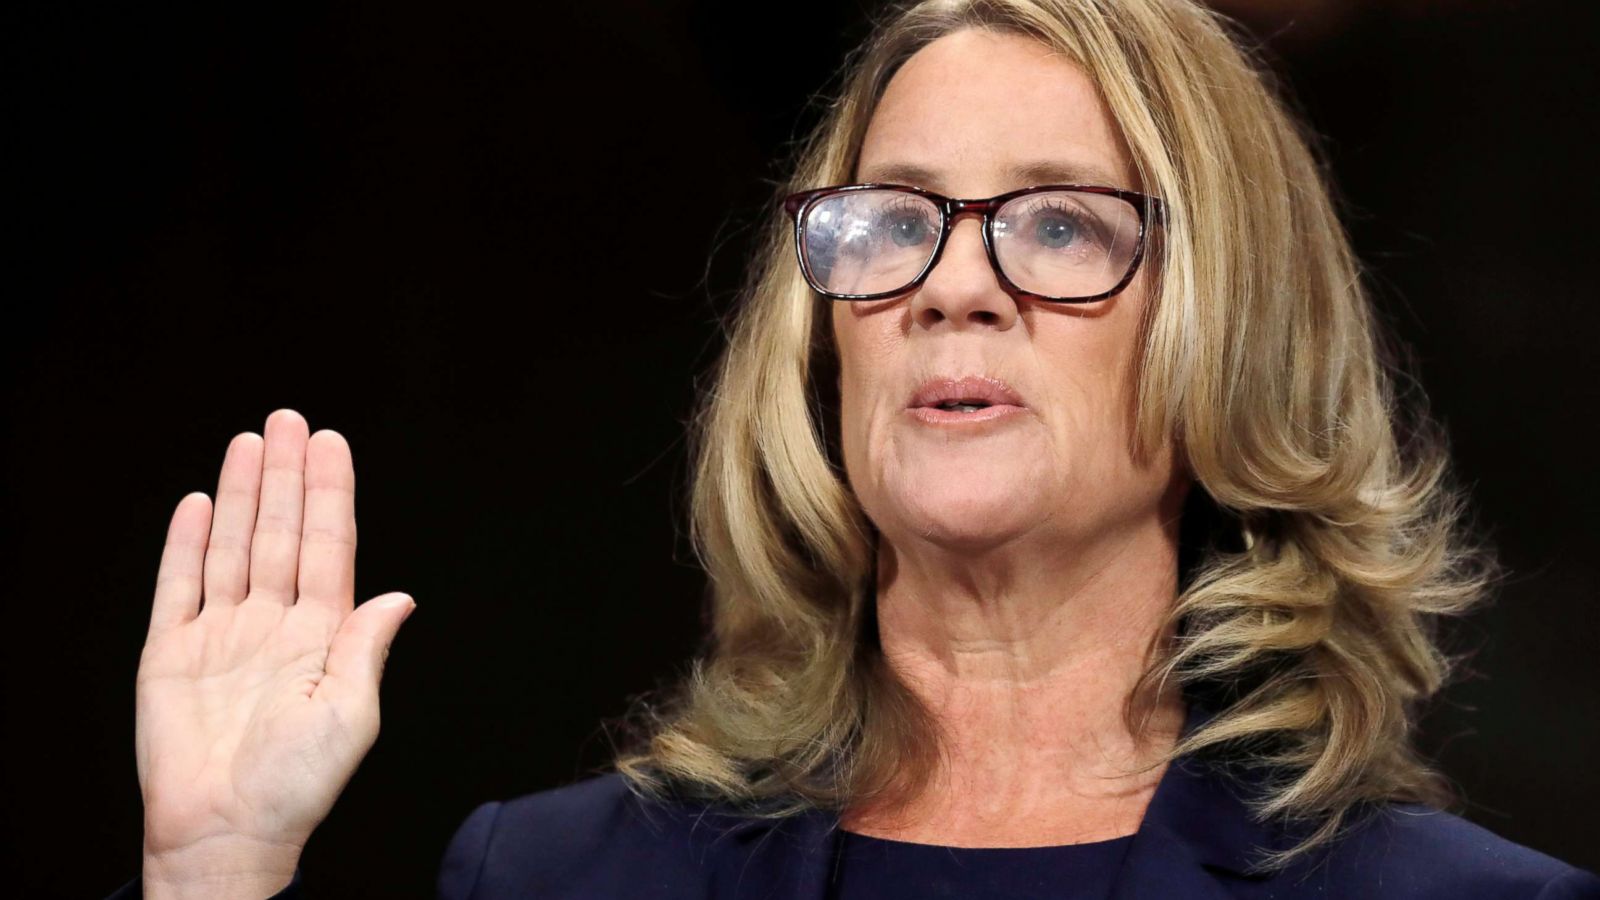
322, 592, 416, 712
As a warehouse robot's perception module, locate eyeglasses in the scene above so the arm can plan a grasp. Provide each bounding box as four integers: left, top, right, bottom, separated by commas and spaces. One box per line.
782, 183, 1165, 303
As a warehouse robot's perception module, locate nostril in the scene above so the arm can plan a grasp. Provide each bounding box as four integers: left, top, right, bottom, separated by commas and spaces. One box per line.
971, 309, 1000, 325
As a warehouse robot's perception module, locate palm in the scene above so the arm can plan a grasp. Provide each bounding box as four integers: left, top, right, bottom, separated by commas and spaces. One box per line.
135, 409, 414, 860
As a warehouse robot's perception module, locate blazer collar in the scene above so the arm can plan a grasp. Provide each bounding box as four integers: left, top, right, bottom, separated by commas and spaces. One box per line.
1107, 699, 1306, 899
710, 696, 1299, 900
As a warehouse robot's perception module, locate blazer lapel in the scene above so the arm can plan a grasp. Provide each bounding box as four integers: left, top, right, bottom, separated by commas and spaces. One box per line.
1110, 820, 1241, 900
1110, 701, 1304, 900
704, 804, 842, 900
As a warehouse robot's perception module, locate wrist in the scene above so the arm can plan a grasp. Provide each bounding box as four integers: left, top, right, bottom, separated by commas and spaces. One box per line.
142, 834, 301, 900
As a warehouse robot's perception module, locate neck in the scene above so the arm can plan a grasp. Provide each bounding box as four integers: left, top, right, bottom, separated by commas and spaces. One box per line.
845, 509, 1187, 846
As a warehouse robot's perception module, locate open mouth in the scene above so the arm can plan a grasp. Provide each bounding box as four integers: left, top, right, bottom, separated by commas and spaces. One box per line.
934, 399, 992, 413
907, 376, 1026, 423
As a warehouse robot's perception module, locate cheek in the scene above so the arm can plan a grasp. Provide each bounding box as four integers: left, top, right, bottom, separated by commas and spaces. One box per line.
1045, 348, 1130, 437
834, 311, 905, 494
1034, 318, 1153, 491
836, 334, 878, 461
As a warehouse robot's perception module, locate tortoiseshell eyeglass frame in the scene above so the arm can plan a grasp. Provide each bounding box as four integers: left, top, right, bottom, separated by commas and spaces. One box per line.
781, 182, 1167, 303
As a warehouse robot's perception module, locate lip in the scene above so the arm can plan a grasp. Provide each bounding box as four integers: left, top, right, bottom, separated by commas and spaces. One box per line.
906, 375, 1028, 426
907, 404, 1028, 425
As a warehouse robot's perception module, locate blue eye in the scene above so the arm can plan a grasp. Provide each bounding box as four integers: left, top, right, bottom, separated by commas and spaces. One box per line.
886, 212, 931, 247
872, 196, 937, 249
1005, 196, 1105, 254
1034, 216, 1078, 249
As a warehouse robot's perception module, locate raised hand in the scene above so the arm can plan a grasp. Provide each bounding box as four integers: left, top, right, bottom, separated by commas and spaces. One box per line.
134, 409, 415, 899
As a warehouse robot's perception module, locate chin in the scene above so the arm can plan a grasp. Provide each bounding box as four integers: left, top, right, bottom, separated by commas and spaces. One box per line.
889, 477, 1051, 550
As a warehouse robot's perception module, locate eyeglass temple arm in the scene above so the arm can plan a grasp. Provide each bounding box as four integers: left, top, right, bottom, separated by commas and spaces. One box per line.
1146, 195, 1168, 226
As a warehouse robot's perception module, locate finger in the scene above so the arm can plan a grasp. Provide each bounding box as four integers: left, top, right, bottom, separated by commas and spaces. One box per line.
150, 492, 212, 635
296, 430, 357, 618
200, 432, 263, 612
319, 593, 416, 719
248, 409, 310, 605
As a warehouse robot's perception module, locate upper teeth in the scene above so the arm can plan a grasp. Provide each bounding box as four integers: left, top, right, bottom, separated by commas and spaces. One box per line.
938, 400, 988, 411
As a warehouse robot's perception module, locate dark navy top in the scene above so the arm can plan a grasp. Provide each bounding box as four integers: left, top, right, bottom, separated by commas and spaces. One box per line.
828, 829, 1136, 900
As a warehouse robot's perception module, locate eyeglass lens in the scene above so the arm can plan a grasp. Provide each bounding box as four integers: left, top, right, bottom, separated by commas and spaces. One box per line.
800, 189, 1143, 299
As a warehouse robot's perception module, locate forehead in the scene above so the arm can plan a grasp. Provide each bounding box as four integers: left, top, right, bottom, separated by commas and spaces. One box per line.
857, 29, 1135, 193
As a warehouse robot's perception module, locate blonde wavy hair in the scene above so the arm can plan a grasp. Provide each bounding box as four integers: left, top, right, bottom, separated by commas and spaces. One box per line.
613, 0, 1495, 871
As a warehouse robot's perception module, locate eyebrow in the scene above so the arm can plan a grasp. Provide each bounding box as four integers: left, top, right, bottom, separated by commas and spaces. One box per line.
857, 160, 1130, 192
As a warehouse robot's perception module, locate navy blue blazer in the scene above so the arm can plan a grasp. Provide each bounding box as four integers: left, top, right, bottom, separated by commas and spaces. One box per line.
111, 702, 1600, 899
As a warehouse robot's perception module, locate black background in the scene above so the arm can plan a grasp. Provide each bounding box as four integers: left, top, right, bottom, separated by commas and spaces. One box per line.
7, 1, 1598, 896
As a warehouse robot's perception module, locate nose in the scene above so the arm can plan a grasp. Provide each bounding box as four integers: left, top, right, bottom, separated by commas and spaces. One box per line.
909, 215, 1019, 331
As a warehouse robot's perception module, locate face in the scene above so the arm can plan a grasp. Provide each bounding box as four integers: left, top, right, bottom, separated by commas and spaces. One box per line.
834, 29, 1181, 554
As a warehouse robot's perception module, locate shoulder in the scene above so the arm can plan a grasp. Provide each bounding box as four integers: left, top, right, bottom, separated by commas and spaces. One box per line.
436, 772, 815, 900
1276, 802, 1600, 899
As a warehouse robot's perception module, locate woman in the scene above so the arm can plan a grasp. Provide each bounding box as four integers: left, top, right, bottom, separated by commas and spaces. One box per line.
113, 0, 1599, 898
